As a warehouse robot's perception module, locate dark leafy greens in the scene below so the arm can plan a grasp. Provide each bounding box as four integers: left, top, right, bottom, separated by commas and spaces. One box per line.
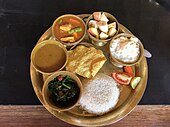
48, 75, 80, 107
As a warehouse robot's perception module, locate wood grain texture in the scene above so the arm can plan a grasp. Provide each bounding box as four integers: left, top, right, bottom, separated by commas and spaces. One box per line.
0, 105, 169, 127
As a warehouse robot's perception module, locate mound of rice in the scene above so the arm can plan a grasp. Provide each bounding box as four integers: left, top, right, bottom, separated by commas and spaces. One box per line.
80, 73, 120, 115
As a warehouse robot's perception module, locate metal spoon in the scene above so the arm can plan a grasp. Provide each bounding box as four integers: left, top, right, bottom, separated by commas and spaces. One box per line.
144, 49, 152, 58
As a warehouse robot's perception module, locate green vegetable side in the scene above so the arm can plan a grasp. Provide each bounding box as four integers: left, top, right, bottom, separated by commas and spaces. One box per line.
48, 75, 80, 107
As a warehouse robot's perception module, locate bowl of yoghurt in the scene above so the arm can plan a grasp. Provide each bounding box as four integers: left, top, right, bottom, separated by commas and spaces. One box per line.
109, 33, 144, 67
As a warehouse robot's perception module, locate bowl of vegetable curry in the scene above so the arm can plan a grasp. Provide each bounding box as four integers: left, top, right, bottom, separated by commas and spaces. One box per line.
52, 14, 86, 46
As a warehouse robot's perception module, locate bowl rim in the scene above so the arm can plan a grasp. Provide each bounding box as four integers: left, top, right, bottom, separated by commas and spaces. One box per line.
52, 14, 87, 46
42, 71, 83, 111
30, 40, 68, 75
109, 33, 144, 66
86, 11, 120, 42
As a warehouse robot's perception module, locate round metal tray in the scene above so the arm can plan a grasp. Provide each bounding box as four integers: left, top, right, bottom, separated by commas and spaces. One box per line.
30, 14, 148, 126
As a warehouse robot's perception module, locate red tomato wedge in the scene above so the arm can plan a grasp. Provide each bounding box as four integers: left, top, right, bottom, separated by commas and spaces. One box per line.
111, 72, 133, 85
124, 66, 134, 77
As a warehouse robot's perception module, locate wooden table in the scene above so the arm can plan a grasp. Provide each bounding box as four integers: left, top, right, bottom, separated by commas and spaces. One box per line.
0, 105, 169, 127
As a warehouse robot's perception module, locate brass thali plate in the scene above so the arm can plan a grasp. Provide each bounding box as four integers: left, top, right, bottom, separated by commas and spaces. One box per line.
30, 14, 148, 126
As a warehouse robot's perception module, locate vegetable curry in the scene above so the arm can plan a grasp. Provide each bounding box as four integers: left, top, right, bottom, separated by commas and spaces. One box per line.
53, 16, 85, 43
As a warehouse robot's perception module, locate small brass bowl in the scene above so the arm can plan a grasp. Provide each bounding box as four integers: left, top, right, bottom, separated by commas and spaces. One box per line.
109, 33, 144, 67
86, 12, 119, 46
42, 71, 83, 111
52, 14, 86, 47
31, 40, 68, 75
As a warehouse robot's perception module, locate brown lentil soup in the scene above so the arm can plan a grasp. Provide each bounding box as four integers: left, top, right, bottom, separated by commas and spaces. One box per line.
34, 44, 66, 73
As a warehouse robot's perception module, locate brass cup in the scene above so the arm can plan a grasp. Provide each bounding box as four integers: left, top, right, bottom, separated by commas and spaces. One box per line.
109, 33, 144, 68
42, 71, 83, 111
52, 14, 86, 47
31, 40, 68, 75
86, 12, 119, 46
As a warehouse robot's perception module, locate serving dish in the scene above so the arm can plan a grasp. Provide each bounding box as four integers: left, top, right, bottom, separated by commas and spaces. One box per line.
86, 12, 119, 46
31, 40, 68, 75
30, 14, 148, 126
42, 71, 83, 111
109, 33, 144, 67
52, 14, 86, 46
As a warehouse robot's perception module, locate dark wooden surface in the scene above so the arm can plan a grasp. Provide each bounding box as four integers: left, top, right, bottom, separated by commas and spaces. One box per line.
0, 0, 170, 105
0, 105, 169, 127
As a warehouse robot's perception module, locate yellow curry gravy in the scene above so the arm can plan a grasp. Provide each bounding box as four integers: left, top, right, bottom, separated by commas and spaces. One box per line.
34, 44, 66, 73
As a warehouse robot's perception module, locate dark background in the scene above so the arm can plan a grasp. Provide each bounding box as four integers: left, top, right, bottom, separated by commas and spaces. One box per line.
0, 0, 170, 105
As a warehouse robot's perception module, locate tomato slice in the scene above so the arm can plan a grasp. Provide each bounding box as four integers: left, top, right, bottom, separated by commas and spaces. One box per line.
111, 72, 133, 85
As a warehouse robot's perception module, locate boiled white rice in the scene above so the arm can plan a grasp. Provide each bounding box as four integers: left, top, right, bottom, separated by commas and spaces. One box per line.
80, 73, 120, 115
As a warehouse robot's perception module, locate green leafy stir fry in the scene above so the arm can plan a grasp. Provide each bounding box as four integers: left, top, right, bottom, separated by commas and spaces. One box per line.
48, 75, 80, 107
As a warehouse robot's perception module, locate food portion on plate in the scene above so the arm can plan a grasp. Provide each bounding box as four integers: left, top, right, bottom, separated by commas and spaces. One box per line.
109, 33, 144, 67
87, 12, 118, 40
130, 77, 141, 89
31, 40, 68, 74
48, 75, 80, 108
66, 45, 106, 78
42, 71, 83, 111
80, 73, 120, 115
52, 14, 86, 46
124, 66, 135, 77
111, 66, 141, 89
110, 35, 140, 63
111, 72, 133, 85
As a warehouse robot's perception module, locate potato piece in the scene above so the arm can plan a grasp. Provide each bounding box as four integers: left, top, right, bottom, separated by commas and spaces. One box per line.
100, 13, 109, 22
88, 20, 98, 28
60, 36, 75, 42
88, 27, 99, 38
108, 22, 116, 29
100, 32, 109, 39
93, 12, 102, 21
97, 21, 108, 33
108, 28, 116, 37
59, 24, 72, 31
